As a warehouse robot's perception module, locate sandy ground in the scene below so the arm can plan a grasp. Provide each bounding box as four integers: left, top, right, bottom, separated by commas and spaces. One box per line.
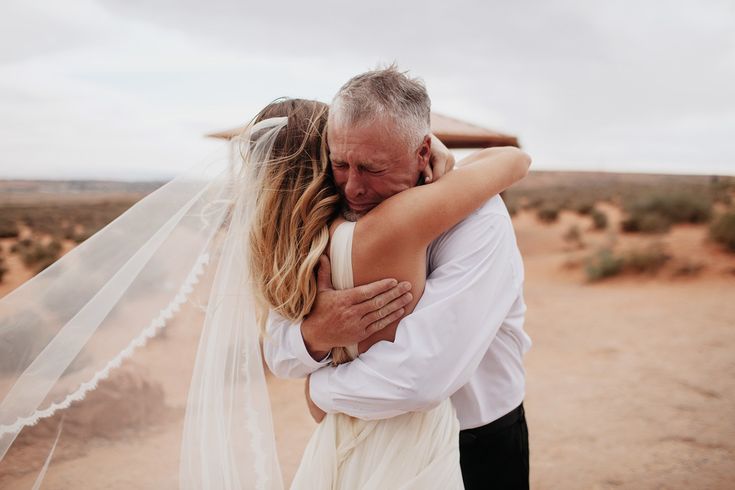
1, 205, 734, 489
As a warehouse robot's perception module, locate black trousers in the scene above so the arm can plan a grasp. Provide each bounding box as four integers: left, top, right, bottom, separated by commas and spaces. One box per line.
458, 403, 529, 490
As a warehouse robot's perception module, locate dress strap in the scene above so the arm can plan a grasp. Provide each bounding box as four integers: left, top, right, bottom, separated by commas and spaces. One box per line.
329, 221, 356, 290
329, 221, 359, 360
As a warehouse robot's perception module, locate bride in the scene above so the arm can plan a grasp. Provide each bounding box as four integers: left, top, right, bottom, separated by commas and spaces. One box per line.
247, 97, 530, 488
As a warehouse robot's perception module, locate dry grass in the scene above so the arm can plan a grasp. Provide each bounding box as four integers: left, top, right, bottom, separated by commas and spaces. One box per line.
710, 212, 735, 252
590, 208, 608, 230
505, 171, 731, 234
621, 192, 712, 233
585, 243, 672, 281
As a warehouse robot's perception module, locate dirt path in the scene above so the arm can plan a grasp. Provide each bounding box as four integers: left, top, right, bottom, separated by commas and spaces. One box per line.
1, 208, 733, 489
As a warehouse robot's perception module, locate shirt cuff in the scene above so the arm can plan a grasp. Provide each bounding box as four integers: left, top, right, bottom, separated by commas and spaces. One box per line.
286, 321, 332, 370
309, 366, 334, 413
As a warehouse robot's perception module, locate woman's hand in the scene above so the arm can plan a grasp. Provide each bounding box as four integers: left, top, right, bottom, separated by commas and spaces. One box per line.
305, 375, 326, 423
423, 134, 455, 184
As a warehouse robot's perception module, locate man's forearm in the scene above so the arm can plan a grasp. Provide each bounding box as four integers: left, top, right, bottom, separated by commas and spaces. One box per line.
300, 316, 331, 361
262, 311, 331, 379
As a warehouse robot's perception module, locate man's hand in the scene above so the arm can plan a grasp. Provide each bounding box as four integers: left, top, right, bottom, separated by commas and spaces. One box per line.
305, 375, 326, 423
422, 133, 455, 184
301, 255, 412, 360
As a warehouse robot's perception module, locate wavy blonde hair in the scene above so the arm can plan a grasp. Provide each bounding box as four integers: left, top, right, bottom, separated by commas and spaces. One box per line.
246, 99, 340, 330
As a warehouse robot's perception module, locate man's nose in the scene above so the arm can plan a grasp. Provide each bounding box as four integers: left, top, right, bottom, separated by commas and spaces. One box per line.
344, 169, 365, 200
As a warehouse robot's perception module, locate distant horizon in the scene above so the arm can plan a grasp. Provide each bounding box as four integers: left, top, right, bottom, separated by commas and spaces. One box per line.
1, 164, 733, 184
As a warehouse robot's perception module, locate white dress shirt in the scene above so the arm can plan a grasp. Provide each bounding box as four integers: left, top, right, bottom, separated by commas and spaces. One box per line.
263, 195, 531, 430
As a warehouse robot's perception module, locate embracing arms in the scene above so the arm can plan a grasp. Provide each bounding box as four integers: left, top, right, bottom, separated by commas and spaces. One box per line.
263, 266, 413, 377
263, 143, 530, 380
309, 205, 525, 418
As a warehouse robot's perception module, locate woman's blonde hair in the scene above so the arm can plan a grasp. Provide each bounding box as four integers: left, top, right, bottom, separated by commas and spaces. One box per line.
246, 99, 340, 330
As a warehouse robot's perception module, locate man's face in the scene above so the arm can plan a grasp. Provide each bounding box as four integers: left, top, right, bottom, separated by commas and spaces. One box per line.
328, 116, 430, 217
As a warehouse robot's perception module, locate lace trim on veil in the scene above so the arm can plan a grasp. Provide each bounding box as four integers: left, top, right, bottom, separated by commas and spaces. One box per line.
243, 348, 269, 490
0, 251, 211, 436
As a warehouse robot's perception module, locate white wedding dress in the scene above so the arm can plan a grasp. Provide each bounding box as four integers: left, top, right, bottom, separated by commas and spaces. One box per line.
289, 221, 465, 490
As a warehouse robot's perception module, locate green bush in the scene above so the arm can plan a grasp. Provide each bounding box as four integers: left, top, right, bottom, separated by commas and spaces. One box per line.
622, 192, 712, 233
563, 225, 584, 248
622, 213, 671, 233
573, 201, 595, 215
585, 249, 624, 281
585, 244, 672, 281
72, 229, 94, 244
590, 208, 608, 230
10, 238, 32, 254
622, 244, 670, 274
17, 239, 62, 272
710, 212, 735, 252
537, 206, 560, 223
0, 216, 19, 238
0, 310, 53, 373
711, 176, 735, 205
672, 260, 705, 277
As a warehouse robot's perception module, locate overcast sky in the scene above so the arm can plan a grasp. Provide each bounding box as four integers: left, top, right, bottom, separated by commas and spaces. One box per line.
1, 0, 733, 180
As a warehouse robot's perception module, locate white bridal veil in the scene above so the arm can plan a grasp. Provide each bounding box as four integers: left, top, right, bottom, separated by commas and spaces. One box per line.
0, 117, 288, 489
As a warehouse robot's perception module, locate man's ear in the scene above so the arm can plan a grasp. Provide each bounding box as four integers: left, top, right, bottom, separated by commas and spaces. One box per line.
417, 134, 432, 173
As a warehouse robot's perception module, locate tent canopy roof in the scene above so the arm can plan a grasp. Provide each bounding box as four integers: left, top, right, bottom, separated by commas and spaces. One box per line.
206, 112, 519, 149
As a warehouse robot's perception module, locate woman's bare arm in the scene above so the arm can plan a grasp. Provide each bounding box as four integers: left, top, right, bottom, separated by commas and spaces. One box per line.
360, 146, 530, 251
348, 146, 530, 352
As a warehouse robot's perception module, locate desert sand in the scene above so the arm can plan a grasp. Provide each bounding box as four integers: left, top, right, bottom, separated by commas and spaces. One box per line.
1, 176, 734, 489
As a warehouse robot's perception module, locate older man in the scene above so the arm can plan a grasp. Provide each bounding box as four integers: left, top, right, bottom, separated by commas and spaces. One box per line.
264, 66, 531, 489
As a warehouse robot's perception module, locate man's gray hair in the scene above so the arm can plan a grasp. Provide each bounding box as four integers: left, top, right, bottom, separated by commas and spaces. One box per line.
331, 64, 431, 149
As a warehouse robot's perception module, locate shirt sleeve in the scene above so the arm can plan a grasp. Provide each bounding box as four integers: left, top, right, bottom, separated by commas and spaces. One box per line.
309, 204, 524, 419
262, 309, 332, 379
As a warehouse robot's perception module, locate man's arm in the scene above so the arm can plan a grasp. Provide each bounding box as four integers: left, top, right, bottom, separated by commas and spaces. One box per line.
262, 256, 413, 379
263, 310, 331, 379
309, 201, 524, 419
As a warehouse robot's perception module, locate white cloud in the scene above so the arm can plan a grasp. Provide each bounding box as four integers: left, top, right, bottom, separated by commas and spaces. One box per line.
0, 0, 733, 179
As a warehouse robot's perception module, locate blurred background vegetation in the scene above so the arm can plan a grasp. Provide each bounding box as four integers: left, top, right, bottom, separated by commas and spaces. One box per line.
1, 173, 734, 284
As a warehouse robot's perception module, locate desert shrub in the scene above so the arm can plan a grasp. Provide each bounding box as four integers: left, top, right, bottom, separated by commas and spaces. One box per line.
0, 310, 49, 373
672, 260, 705, 277
710, 212, 735, 252
537, 205, 560, 223
622, 192, 712, 233
501, 192, 519, 217
590, 208, 608, 230
711, 176, 735, 205
585, 249, 624, 281
72, 228, 94, 244
62, 226, 76, 240
585, 243, 672, 281
526, 196, 546, 209
17, 238, 62, 272
563, 225, 584, 248
0, 200, 135, 239
574, 200, 595, 215
10, 238, 32, 254
621, 212, 671, 233
0, 216, 19, 238
622, 243, 671, 274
